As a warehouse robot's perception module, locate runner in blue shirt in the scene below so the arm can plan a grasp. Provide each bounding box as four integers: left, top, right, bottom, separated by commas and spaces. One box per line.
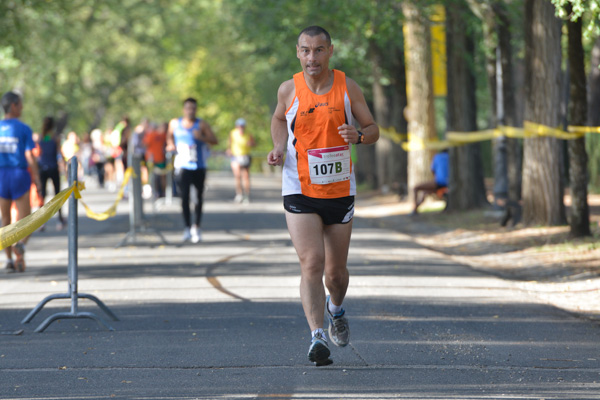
0, 91, 41, 272
166, 98, 218, 243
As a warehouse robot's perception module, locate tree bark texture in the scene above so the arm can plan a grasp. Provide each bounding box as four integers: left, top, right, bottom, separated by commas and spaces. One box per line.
369, 39, 409, 195
590, 36, 600, 127
567, 13, 590, 237
494, 1, 522, 202
522, 0, 566, 226
586, 37, 600, 188
402, 1, 436, 202
446, 3, 488, 211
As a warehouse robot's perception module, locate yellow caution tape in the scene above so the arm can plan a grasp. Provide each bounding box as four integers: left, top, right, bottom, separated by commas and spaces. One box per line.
568, 125, 600, 134
401, 134, 453, 152
0, 182, 85, 251
147, 160, 175, 176
79, 167, 134, 221
396, 122, 599, 152
498, 125, 525, 138
446, 129, 498, 143
379, 126, 408, 144
523, 121, 583, 140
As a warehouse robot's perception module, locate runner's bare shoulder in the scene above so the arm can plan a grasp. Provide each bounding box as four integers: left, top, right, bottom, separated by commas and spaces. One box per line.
277, 79, 296, 109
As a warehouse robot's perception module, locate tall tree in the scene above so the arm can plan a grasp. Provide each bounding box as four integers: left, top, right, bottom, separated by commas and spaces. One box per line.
565, 9, 590, 237
446, 2, 488, 211
494, 1, 523, 204
587, 37, 600, 187
369, 35, 409, 195
467, 0, 523, 207
402, 1, 437, 201
522, 0, 566, 225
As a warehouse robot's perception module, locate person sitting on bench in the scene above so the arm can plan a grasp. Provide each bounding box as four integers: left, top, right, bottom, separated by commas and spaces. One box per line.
411, 149, 449, 215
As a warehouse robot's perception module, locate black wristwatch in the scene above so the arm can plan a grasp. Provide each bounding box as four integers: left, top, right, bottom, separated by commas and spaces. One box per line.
356, 131, 364, 145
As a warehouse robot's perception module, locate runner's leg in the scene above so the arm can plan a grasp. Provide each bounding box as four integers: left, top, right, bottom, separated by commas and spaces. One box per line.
323, 220, 352, 307
14, 190, 31, 244
50, 168, 64, 222
0, 198, 13, 260
231, 161, 242, 197
192, 169, 206, 227
285, 212, 326, 331
413, 181, 438, 212
241, 167, 250, 197
176, 169, 192, 227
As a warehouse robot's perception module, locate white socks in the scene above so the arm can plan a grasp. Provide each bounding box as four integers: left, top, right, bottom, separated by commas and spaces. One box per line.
328, 299, 343, 316
311, 328, 325, 340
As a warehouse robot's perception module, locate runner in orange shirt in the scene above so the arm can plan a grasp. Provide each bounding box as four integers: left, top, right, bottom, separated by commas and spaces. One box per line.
268, 26, 379, 366
144, 122, 167, 198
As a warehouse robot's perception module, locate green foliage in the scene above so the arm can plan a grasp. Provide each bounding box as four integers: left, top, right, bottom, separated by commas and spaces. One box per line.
552, 0, 600, 38
0, 0, 406, 150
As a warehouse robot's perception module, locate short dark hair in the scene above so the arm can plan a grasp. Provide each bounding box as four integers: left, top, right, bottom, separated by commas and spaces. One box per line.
183, 97, 197, 106
1, 91, 21, 114
41, 116, 54, 135
298, 26, 331, 46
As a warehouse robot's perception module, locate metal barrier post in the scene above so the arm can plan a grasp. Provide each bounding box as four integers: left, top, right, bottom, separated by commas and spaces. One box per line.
117, 154, 168, 247
22, 157, 118, 332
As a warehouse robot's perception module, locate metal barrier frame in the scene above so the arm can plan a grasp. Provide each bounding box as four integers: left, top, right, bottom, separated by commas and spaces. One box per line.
116, 153, 168, 248
22, 157, 119, 332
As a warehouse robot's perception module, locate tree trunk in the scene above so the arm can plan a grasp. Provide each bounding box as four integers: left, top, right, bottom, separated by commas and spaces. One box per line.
391, 43, 409, 197
590, 36, 600, 126
369, 38, 409, 196
402, 1, 436, 202
446, 3, 487, 211
567, 12, 590, 237
370, 40, 393, 193
494, 1, 522, 202
587, 37, 600, 188
522, 0, 566, 226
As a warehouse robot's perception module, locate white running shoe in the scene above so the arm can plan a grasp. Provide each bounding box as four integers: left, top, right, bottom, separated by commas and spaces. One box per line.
191, 225, 202, 243
182, 227, 192, 242
326, 295, 350, 347
307, 331, 332, 366
234, 194, 243, 203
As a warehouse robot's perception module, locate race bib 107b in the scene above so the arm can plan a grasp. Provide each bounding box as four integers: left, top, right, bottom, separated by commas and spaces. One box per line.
307, 145, 351, 185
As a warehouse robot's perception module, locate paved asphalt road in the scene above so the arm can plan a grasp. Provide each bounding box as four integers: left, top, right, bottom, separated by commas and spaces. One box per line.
0, 171, 599, 399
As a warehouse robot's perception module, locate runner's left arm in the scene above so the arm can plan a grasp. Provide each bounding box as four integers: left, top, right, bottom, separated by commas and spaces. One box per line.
338, 77, 379, 145
195, 120, 218, 145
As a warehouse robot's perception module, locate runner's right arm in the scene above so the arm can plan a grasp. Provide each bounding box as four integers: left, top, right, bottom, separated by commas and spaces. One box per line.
268, 80, 294, 166
166, 119, 176, 152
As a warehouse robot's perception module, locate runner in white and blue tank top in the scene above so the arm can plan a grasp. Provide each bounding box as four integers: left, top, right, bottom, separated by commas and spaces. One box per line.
173, 117, 207, 170
167, 97, 218, 243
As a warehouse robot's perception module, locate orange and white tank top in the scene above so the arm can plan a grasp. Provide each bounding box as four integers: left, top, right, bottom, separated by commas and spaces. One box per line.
282, 69, 356, 199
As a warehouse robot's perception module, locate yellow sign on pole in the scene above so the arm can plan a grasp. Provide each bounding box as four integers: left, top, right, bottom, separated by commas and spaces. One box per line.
430, 5, 447, 97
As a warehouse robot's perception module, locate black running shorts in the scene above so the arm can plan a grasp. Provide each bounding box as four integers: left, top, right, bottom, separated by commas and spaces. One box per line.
283, 194, 354, 225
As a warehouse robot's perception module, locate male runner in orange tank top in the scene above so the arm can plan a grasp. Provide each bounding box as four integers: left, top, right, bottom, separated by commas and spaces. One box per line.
268, 26, 379, 366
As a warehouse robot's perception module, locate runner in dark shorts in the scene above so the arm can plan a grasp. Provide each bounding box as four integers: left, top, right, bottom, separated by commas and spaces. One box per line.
284, 194, 354, 225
